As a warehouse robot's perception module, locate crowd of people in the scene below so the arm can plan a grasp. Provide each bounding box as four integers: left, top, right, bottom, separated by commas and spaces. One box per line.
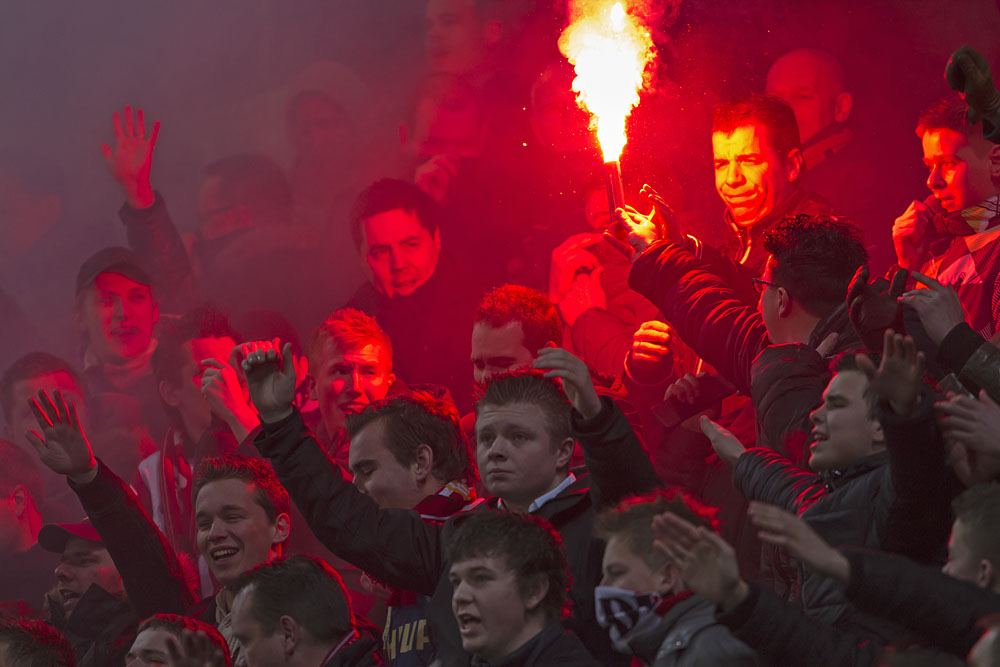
1, 1, 1000, 664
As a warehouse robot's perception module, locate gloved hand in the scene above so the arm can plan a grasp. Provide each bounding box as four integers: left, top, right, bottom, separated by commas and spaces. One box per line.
945, 46, 1000, 125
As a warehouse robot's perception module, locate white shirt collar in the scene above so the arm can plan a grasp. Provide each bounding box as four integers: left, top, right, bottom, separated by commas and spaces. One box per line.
528, 473, 577, 513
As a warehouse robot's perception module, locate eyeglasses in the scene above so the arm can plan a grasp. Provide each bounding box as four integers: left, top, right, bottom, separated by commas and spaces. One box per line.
752, 278, 778, 294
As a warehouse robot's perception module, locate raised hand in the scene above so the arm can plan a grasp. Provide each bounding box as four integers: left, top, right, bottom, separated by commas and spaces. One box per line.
748, 502, 850, 583
664, 373, 703, 405
100, 105, 160, 209
947, 440, 1000, 488
237, 339, 297, 424
847, 265, 907, 352
945, 46, 1000, 125
533, 347, 602, 419
892, 200, 934, 271
855, 329, 926, 416
555, 270, 607, 328
700, 415, 745, 466
612, 205, 659, 259
937, 389, 1000, 459
897, 271, 967, 345
549, 233, 603, 306
25, 390, 98, 485
166, 630, 228, 667
414, 154, 459, 204
652, 512, 747, 611
201, 357, 258, 441
625, 320, 674, 383
639, 184, 684, 245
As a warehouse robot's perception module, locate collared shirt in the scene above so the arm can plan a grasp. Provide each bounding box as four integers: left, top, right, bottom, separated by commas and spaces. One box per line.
527, 473, 577, 513
321, 629, 359, 666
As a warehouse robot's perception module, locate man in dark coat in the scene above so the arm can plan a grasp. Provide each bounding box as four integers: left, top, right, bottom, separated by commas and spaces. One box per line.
240, 339, 660, 667
702, 331, 956, 641
346, 179, 485, 413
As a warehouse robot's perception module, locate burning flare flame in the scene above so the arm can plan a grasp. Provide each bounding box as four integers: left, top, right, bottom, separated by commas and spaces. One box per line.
558, 1, 655, 162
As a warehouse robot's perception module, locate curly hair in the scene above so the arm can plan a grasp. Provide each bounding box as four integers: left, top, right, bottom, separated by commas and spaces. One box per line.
474, 284, 563, 350
763, 214, 868, 318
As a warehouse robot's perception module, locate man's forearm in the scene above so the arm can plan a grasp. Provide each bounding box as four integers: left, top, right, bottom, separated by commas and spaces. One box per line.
254, 409, 444, 595
70, 459, 195, 618
573, 396, 661, 510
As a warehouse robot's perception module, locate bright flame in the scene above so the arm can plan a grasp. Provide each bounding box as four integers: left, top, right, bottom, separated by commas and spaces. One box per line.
558, 0, 655, 162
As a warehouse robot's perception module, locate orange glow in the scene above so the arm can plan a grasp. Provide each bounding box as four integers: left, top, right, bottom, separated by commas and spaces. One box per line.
558, 0, 656, 162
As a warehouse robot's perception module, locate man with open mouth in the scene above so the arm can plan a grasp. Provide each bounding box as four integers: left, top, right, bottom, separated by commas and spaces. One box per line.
37, 520, 137, 667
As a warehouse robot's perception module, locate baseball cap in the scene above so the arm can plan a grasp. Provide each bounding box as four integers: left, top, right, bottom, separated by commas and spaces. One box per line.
75, 247, 151, 295
38, 521, 103, 553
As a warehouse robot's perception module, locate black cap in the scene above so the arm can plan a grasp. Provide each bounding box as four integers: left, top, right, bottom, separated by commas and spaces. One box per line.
75, 247, 151, 295
38, 521, 103, 553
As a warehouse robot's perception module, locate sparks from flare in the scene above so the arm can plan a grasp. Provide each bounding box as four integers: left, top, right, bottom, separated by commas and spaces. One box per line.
558, 0, 656, 162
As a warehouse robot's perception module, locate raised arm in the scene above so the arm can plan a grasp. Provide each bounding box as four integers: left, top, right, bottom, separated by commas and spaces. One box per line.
533, 347, 660, 509
857, 330, 961, 562
626, 240, 767, 395
102, 105, 195, 312
240, 340, 445, 594
26, 389, 196, 618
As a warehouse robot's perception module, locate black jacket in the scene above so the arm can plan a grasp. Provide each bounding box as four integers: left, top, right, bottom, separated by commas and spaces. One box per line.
843, 548, 1000, 659
937, 321, 1000, 401
48, 584, 138, 667
346, 253, 484, 414
749, 303, 863, 462
628, 241, 862, 459
469, 623, 600, 667
253, 397, 659, 667
719, 582, 883, 667
69, 460, 198, 620
732, 389, 946, 638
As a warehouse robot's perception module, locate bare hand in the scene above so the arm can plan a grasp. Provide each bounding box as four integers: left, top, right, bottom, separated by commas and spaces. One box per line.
533, 348, 601, 419
639, 184, 683, 245
615, 205, 659, 258
625, 320, 673, 383
166, 630, 228, 667
238, 339, 297, 424
847, 265, 907, 352
414, 154, 459, 204
855, 329, 925, 416
897, 271, 967, 345
549, 233, 603, 306
201, 357, 258, 441
700, 415, 745, 466
25, 390, 98, 485
652, 512, 747, 611
664, 372, 704, 405
947, 440, 1000, 488
556, 270, 606, 327
892, 200, 933, 271
748, 502, 850, 583
100, 105, 159, 209
937, 389, 1000, 458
